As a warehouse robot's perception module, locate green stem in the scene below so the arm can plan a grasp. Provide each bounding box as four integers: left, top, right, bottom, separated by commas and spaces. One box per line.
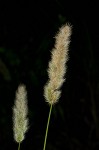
43, 104, 53, 150
18, 142, 20, 150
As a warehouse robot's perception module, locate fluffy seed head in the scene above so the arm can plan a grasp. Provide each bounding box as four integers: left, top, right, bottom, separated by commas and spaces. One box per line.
13, 84, 29, 143
44, 24, 72, 105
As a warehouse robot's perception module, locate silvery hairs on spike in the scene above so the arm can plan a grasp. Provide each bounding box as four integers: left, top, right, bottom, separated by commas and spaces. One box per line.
13, 84, 29, 143
44, 24, 72, 105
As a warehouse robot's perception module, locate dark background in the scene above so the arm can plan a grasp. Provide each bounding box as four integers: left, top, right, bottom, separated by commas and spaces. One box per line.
0, 0, 99, 150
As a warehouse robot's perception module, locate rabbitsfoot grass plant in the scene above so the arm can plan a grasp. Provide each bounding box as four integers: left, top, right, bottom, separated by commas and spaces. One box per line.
13, 84, 29, 150
43, 24, 72, 150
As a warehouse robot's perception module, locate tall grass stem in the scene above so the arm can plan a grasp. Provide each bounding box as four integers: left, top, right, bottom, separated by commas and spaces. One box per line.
18, 142, 20, 150
43, 104, 52, 150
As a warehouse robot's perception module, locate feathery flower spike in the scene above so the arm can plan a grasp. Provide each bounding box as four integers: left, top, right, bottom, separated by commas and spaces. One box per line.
44, 24, 72, 105
13, 84, 29, 149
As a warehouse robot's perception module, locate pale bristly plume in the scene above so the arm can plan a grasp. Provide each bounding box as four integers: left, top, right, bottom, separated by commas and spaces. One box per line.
44, 24, 72, 105
13, 84, 29, 144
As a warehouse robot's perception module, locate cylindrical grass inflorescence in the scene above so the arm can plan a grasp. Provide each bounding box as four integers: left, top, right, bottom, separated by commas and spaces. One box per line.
44, 24, 72, 105
13, 84, 29, 143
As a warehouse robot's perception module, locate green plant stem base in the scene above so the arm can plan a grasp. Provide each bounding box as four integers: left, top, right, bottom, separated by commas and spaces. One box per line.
18, 142, 20, 150
43, 104, 52, 150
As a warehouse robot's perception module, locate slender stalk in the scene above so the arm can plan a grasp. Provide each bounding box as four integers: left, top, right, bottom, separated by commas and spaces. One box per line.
43, 104, 53, 150
18, 142, 20, 150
